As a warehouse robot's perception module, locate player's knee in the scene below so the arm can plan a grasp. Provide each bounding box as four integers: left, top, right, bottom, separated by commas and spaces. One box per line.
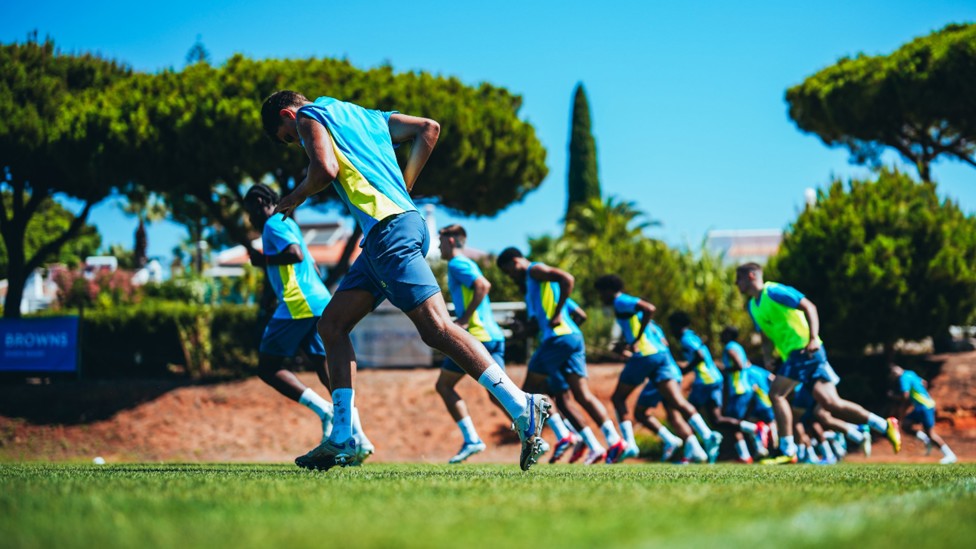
435, 377, 455, 397
318, 317, 350, 346
417, 317, 453, 350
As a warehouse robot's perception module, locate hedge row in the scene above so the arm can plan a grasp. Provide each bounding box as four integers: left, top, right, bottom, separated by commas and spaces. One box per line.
66, 302, 260, 378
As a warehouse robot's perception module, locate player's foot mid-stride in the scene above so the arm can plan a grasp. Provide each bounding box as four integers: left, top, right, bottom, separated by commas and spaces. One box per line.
260, 91, 548, 471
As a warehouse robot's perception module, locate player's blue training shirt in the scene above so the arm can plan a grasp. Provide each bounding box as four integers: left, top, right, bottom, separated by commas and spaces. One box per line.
263, 214, 332, 319
680, 329, 722, 386
447, 256, 504, 343
296, 97, 417, 239
722, 341, 753, 396
613, 293, 667, 357
525, 262, 582, 342
899, 370, 936, 409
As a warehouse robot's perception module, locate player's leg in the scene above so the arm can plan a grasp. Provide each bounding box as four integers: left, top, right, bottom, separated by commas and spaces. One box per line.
295, 286, 376, 470
634, 386, 685, 462
407, 293, 539, 426
257, 318, 334, 442
769, 374, 800, 457
566, 372, 625, 463
659, 378, 721, 460
811, 380, 900, 453
436, 366, 487, 463
916, 407, 956, 463
370, 210, 547, 470
612, 381, 640, 459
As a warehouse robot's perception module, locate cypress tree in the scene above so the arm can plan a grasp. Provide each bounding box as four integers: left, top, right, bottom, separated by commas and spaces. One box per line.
566, 83, 601, 219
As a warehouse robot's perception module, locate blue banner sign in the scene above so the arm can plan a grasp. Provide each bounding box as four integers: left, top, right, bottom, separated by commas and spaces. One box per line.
0, 317, 79, 373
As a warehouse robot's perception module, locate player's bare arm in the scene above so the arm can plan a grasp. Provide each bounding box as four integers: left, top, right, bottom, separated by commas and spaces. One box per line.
275, 116, 339, 216
527, 263, 574, 328
798, 298, 821, 352
265, 243, 304, 266
456, 276, 490, 328
629, 299, 656, 353
388, 113, 440, 191
727, 345, 748, 372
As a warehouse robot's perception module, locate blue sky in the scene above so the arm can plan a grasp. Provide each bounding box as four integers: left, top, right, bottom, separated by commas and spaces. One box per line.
4, 1, 976, 262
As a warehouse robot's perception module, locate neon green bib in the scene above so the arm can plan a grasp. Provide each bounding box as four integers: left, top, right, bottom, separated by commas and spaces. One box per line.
748, 282, 821, 360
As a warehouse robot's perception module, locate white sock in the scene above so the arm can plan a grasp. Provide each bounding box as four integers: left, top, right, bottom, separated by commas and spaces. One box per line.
846, 426, 865, 444
941, 444, 955, 457
798, 444, 808, 461
820, 439, 836, 461
549, 414, 570, 440
685, 435, 705, 459
621, 420, 637, 447
458, 416, 480, 444
330, 388, 354, 442
299, 388, 333, 421
688, 413, 713, 439
477, 364, 528, 419
780, 435, 797, 457
580, 427, 604, 452
735, 439, 750, 460
916, 431, 932, 445
867, 413, 888, 434
740, 420, 757, 434
658, 426, 680, 446
600, 420, 622, 445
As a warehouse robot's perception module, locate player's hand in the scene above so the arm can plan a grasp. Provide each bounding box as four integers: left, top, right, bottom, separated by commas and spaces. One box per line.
804, 339, 821, 353
627, 342, 639, 355
274, 192, 306, 217
549, 313, 564, 329
247, 248, 266, 267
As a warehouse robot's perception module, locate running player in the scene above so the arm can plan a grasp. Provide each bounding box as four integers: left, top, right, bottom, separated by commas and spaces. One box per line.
735, 262, 901, 462
669, 312, 726, 427
889, 364, 957, 464
595, 275, 721, 463
435, 224, 508, 463
497, 249, 626, 464
262, 91, 550, 471
243, 184, 374, 462
719, 326, 765, 462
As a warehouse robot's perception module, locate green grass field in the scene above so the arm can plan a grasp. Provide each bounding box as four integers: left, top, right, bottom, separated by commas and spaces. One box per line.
2, 463, 974, 548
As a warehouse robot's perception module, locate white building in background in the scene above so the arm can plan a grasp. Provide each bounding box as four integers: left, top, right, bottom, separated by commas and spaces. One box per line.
705, 228, 783, 265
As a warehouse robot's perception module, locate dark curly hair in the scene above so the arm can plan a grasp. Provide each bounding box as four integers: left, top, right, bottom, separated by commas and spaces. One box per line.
260, 90, 309, 141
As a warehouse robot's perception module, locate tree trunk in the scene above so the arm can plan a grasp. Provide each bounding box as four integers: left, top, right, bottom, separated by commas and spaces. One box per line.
3, 267, 26, 319
134, 218, 148, 268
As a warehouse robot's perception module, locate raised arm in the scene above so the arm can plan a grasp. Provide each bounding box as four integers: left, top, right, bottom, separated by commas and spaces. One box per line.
388, 113, 440, 192
456, 276, 490, 328
275, 116, 340, 216
630, 299, 657, 353
798, 297, 821, 353
527, 263, 574, 328
265, 243, 304, 266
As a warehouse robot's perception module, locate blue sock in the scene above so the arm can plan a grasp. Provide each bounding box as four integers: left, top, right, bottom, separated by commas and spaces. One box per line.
330, 388, 354, 443
549, 414, 570, 439
457, 416, 480, 444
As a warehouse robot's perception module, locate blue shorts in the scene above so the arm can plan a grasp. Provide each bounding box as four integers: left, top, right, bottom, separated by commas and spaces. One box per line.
724, 392, 752, 420
442, 339, 505, 374
792, 385, 817, 426
689, 382, 724, 410
336, 211, 441, 312
778, 347, 841, 387
528, 333, 588, 394
635, 355, 683, 408
259, 316, 325, 358
619, 352, 676, 387
749, 398, 776, 423
905, 406, 936, 430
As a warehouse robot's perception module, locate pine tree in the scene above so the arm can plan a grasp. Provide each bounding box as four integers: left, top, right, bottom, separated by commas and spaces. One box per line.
566, 83, 601, 219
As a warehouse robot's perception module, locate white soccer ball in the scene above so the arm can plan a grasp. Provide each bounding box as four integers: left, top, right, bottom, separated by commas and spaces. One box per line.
93, 456, 106, 465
